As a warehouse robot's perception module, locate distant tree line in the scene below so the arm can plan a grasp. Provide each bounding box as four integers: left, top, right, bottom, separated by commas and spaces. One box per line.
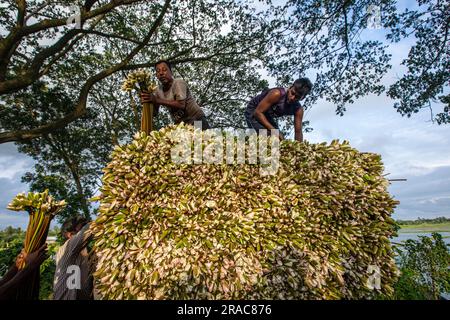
396, 217, 450, 226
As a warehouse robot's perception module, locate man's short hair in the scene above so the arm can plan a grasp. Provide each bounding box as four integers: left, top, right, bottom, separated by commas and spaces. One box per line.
293, 78, 313, 97
61, 216, 88, 239
154, 60, 172, 72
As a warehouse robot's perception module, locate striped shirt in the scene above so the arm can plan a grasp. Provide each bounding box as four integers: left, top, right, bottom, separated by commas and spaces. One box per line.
53, 224, 93, 300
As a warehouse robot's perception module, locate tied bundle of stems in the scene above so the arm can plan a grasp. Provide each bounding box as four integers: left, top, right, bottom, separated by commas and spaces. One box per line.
7, 190, 66, 268
122, 69, 158, 135
7, 190, 66, 299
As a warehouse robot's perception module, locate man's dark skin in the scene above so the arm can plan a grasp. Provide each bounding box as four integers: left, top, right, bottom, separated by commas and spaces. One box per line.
140, 62, 186, 111
0, 244, 48, 300
253, 86, 306, 142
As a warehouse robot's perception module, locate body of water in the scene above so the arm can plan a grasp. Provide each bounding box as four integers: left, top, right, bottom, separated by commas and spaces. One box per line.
391, 232, 450, 245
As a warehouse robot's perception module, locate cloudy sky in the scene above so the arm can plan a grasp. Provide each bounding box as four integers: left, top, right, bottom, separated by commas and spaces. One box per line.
1, 0, 448, 229
298, 0, 450, 221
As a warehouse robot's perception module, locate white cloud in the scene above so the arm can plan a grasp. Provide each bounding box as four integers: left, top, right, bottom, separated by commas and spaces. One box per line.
0, 144, 35, 229
388, 165, 450, 219
418, 196, 450, 205
0, 142, 35, 180
0, 157, 32, 180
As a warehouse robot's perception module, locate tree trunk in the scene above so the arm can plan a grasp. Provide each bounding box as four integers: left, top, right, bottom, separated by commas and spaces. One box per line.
47, 135, 90, 217
70, 164, 91, 218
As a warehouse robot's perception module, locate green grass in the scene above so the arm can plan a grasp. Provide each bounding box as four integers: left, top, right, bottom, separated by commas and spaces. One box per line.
398, 222, 450, 234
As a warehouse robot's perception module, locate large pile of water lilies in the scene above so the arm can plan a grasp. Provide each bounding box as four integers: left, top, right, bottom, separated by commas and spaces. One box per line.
91, 124, 399, 300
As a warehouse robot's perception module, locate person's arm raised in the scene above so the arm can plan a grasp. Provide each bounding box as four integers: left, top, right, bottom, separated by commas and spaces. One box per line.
140, 92, 185, 110
0, 244, 47, 300
294, 107, 304, 142
65, 223, 93, 257
0, 265, 18, 288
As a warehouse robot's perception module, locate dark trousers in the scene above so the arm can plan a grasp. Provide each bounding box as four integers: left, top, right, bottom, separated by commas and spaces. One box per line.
244, 108, 279, 135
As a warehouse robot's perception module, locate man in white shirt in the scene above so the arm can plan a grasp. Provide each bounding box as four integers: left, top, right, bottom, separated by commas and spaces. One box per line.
140, 60, 211, 130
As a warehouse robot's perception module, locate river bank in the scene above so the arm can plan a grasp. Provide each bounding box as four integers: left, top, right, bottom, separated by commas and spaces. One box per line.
392, 222, 450, 245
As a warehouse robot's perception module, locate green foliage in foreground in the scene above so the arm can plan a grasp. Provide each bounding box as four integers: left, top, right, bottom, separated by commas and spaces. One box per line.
0, 227, 59, 300
389, 233, 450, 300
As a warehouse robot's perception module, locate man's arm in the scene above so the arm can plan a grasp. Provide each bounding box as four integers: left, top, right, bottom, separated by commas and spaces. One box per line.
140, 93, 185, 110
155, 97, 186, 110
64, 223, 93, 258
0, 245, 47, 300
294, 107, 304, 142
254, 89, 284, 139
0, 265, 18, 288
141, 80, 187, 110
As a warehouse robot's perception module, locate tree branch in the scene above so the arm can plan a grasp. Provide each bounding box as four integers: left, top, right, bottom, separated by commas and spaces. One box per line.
25, 2, 49, 22
78, 29, 144, 45
84, 0, 100, 12
0, 0, 172, 144
0, 29, 83, 94
0, 0, 142, 86
16, 0, 26, 27
46, 133, 91, 216
20, 0, 141, 37
39, 15, 107, 78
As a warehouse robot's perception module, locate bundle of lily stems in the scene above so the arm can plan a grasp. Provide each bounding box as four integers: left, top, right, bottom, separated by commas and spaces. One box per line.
8, 189, 66, 267
121, 69, 158, 134
7, 189, 66, 298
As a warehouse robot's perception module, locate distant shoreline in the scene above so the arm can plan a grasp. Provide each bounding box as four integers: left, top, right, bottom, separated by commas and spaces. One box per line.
398, 222, 450, 234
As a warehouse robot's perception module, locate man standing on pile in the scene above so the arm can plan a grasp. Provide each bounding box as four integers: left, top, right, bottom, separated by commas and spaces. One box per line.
140, 60, 211, 130
245, 78, 313, 142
